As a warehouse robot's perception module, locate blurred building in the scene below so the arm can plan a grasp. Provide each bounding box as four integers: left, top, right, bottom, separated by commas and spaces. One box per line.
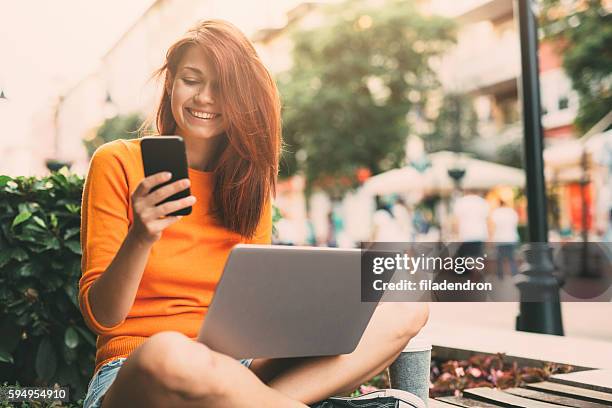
429, 0, 578, 145
47, 0, 602, 241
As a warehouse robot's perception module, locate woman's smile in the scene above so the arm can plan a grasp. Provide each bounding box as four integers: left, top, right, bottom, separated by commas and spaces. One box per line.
185, 107, 221, 121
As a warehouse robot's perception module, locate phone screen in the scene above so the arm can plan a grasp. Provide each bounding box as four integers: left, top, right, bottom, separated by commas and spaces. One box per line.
140, 136, 192, 216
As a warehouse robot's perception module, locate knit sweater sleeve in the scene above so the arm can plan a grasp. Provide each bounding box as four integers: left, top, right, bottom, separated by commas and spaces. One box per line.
78, 142, 131, 334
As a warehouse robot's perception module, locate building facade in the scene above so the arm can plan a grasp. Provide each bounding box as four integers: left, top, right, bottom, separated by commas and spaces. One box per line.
430, 0, 578, 145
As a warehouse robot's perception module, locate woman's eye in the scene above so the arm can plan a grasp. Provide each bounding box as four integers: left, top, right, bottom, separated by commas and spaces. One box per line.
182, 78, 199, 85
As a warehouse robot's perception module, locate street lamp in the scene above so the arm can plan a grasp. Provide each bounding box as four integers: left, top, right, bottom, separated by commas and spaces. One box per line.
104, 91, 118, 119
447, 166, 466, 190
46, 95, 72, 172
514, 0, 563, 335
447, 93, 467, 191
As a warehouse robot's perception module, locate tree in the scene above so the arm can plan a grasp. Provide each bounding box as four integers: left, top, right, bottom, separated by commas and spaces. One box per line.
83, 113, 144, 157
278, 0, 455, 194
425, 93, 479, 154
539, 0, 612, 133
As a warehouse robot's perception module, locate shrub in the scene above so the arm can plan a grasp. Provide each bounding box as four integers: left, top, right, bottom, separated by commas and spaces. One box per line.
0, 171, 94, 402
82, 113, 143, 158
0, 168, 285, 404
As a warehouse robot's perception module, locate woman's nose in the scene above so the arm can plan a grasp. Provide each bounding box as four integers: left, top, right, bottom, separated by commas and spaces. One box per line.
194, 83, 215, 104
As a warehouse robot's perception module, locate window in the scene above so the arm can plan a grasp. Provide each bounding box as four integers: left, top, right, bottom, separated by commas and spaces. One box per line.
558, 96, 569, 110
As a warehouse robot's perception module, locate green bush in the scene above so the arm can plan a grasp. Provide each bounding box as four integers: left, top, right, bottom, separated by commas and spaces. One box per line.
83, 113, 144, 158
0, 171, 94, 402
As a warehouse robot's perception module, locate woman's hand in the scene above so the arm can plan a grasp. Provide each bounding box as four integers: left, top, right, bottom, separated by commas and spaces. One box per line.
129, 172, 196, 245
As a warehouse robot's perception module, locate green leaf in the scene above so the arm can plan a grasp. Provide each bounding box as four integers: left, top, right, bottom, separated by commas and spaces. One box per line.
43, 236, 61, 251
14, 312, 31, 326
32, 216, 46, 229
63, 227, 80, 240
64, 240, 82, 255
64, 241, 82, 255
64, 327, 80, 349
35, 337, 57, 381
0, 175, 11, 187
0, 251, 11, 268
11, 211, 32, 228
74, 326, 96, 347
65, 204, 80, 214
0, 350, 14, 364
17, 263, 35, 277
64, 284, 79, 308
11, 248, 29, 262
50, 213, 58, 228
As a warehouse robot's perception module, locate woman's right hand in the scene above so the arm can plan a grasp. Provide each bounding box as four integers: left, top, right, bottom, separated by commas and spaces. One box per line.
129, 172, 197, 245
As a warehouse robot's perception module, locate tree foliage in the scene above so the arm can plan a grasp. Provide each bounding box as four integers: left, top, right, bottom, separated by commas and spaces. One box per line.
539, 0, 612, 133
278, 0, 455, 194
83, 113, 144, 158
426, 93, 479, 154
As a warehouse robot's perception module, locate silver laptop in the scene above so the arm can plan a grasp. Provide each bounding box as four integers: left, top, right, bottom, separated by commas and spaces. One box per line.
197, 244, 379, 359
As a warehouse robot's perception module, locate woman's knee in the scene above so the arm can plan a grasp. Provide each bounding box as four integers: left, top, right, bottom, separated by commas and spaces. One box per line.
385, 302, 429, 343
132, 331, 219, 400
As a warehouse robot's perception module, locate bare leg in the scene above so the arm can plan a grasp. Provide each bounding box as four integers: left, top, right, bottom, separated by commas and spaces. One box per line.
253, 302, 429, 405
101, 331, 307, 408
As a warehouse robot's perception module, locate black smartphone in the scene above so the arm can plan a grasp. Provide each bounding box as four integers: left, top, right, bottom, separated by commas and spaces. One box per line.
140, 136, 192, 216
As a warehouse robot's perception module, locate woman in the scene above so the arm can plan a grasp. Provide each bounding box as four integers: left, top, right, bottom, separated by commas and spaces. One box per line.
80, 20, 428, 408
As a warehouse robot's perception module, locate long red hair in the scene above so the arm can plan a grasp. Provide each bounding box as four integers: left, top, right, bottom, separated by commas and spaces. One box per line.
150, 20, 281, 238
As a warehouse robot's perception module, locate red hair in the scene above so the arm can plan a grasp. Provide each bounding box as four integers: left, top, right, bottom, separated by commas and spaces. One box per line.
150, 20, 281, 238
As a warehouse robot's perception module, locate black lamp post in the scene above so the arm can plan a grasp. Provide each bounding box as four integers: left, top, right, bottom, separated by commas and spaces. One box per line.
448, 93, 467, 191
448, 167, 466, 190
46, 95, 72, 172
514, 0, 563, 335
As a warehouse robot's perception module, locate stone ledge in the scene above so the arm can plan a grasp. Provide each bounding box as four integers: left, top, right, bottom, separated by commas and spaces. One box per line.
422, 322, 612, 369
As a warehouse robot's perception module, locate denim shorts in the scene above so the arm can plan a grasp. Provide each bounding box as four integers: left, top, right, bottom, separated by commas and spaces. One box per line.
83, 357, 253, 408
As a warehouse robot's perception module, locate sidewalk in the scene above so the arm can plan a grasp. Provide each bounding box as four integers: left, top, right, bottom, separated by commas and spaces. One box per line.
426, 303, 612, 342
420, 303, 612, 368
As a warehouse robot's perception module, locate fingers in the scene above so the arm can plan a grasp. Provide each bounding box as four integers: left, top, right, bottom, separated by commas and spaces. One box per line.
148, 195, 197, 219
148, 215, 183, 232
145, 178, 191, 206
130, 172, 193, 244
133, 172, 172, 198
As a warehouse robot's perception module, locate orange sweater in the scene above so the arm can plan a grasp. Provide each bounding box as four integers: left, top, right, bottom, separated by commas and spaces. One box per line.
78, 139, 271, 375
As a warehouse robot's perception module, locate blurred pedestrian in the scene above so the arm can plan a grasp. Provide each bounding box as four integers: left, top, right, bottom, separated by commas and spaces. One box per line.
413, 207, 431, 236
326, 211, 338, 247
453, 190, 490, 257
490, 199, 519, 278
391, 197, 414, 241
371, 197, 405, 242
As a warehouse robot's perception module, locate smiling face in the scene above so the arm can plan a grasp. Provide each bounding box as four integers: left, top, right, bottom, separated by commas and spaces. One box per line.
169, 45, 225, 140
